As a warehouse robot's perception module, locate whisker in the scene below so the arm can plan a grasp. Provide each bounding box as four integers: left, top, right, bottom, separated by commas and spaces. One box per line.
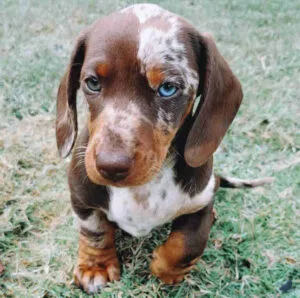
73, 160, 85, 171
76, 146, 88, 149
74, 152, 86, 158
82, 174, 90, 185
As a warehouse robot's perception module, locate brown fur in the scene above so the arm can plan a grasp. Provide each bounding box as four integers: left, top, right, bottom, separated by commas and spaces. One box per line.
150, 203, 215, 283
184, 33, 243, 167
150, 231, 189, 284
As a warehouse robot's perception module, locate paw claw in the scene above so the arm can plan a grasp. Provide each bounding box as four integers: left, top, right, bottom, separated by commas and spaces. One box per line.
74, 264, 119, 294
152, 250, 159, 259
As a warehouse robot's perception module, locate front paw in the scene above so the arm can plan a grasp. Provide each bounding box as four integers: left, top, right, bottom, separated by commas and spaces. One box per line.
74, 263, 120, 294
150, 248, 195, 285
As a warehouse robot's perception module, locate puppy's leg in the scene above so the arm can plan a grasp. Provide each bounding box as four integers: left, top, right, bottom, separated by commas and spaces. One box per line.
73, 210, 120, 293
150, 202, 214, 284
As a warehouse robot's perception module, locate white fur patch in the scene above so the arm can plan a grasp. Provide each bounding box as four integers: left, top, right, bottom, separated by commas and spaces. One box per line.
135, 4, 199, 95
74, 211, 103, 232
121, 3, 163, 24
100, 102, 149, 151
105, 164, 215, 237
225, 176, 274, 187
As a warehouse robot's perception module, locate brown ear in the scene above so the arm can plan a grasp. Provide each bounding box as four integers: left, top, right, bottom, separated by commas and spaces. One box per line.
56, 31, 88, 158
184, 34, 243, 167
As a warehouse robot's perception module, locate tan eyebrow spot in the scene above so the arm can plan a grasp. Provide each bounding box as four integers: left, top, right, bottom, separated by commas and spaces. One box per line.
147, 67, 165, 88
96, 63, 110, 77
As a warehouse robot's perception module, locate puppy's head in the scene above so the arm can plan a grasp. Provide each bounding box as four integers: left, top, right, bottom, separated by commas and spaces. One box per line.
56, 4, 242, 187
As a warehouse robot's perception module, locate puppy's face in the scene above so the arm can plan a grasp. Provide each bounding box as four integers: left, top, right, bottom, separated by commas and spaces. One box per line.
81, 6, 199, 186
56, 4, 243, 187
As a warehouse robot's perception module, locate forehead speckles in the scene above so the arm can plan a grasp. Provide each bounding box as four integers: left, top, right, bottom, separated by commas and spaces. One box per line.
138, 26, 183, 69
161, 190, 167, 200
176, 54, 183, 62
136, 9, 199, 94
164, 54, 175, 62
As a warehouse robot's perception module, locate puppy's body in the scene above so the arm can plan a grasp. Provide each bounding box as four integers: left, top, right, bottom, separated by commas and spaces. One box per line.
107, 168, 215, 237
71, 130, 215, 239
56, 4, 271, 293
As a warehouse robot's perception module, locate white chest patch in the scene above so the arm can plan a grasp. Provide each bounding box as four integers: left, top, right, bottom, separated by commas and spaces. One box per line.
105, 166, 215, 237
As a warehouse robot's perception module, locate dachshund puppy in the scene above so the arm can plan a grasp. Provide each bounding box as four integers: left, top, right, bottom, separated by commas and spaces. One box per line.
56, 4, 272, 293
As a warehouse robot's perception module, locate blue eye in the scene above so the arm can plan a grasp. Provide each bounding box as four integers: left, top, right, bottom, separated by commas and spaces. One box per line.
158, 83, 178, 97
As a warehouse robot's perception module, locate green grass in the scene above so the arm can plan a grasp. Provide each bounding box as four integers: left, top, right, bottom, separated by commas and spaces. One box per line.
0, 0, 299, 297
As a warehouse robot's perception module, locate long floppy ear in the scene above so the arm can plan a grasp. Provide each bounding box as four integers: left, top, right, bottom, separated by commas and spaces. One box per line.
184, 33, 243, 167
56, 31, 88, 158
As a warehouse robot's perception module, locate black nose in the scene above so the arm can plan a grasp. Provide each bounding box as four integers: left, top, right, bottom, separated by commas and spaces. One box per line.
96, 151, 132, 182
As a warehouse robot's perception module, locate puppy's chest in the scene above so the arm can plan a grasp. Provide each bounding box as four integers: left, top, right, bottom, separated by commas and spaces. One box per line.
105, 167, 215, 237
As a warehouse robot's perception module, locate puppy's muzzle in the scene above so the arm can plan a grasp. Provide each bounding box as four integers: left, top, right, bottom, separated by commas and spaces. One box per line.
95, 150, 132, 182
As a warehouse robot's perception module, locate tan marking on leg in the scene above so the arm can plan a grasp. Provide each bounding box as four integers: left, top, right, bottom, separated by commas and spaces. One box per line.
150, 231, 196, 284
74, 223, 120, 293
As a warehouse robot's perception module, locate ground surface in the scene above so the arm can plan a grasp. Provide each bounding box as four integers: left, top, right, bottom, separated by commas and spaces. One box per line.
0, 0, 299, 297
